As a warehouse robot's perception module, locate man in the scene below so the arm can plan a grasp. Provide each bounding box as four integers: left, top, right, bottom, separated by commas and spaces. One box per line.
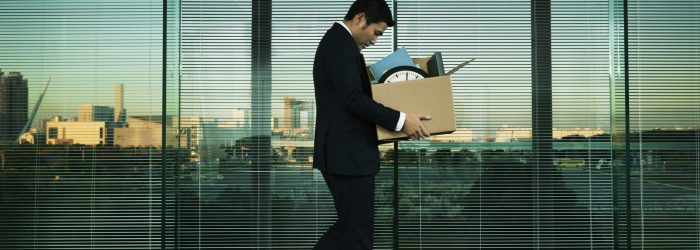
312, 0, 431, 249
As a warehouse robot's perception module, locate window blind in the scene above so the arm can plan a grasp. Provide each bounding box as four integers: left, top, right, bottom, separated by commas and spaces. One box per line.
395, 0, 615, 248
271, 0, 396, 248
2, 0, 698, 249
177, 0, 399, 248
0, 0, 165, 249
177, 0, 256, 248
396, 0, 534, 248
617, 0, 700, 248
551, 0, 614, 248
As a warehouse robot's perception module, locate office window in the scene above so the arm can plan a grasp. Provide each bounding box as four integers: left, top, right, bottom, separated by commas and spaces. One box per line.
395, 0, 615, 248
270, 0, 397, 248
48, 127, 59, 139
616, 0, 700, 248
551, 0, 614, 248
0, 0, 165, 249
396, 0, 535, 248
177, 0, 254, 248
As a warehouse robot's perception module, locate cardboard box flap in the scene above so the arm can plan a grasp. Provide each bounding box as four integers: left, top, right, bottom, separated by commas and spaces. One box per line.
446, 58, 475, 75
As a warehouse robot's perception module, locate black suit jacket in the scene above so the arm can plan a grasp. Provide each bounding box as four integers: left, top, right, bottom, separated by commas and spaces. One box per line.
312, 23, 400, 176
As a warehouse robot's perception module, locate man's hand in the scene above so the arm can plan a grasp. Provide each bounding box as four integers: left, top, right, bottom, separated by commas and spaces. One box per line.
402, 113, 431, 140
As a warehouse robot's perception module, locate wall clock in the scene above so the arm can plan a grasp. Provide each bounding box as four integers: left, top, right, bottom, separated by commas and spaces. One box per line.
378, 66, 428, 83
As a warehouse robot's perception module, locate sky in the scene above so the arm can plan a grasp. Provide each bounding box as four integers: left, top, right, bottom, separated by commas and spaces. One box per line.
1, 0, 697, 132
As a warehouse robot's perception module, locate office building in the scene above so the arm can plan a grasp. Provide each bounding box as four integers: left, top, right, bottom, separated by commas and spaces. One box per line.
114, 83, 126, 126
114, 115, 194, 148
495, 126, 532, 142
284, 97, 314, 129
78, 104, 115, 122
0, 70, 28, 141
230, 108, 251, 128
46, 116, 107, 145
282, 97, 315, 137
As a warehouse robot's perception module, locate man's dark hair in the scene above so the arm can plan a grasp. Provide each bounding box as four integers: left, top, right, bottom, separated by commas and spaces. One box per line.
344, 0, 395, 27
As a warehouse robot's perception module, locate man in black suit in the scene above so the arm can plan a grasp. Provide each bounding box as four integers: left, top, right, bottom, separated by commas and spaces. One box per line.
312, 0, 431, 249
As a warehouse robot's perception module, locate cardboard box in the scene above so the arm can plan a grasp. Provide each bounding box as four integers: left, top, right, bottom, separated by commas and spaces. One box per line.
370, 57, 462, 142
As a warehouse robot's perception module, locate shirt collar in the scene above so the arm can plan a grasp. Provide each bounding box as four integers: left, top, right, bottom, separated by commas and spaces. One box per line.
337, 21, 352, 36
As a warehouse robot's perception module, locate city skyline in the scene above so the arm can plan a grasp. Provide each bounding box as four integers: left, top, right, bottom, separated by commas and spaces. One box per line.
2, 68, 697, 145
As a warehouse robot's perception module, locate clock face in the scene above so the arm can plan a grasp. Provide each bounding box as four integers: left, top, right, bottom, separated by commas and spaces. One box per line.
378, 66, 428, 83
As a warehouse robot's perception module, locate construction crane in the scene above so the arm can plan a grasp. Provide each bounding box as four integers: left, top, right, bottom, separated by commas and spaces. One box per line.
17, 77, 50, 142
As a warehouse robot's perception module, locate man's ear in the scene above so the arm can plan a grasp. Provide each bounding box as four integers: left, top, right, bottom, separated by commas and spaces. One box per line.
354, 13, 366, 27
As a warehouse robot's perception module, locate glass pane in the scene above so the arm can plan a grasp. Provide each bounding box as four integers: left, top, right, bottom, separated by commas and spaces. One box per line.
0, 0, 165, 248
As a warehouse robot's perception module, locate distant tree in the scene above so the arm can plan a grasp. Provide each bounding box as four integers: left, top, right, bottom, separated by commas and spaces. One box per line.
399, 149, 419, 165
434, 148, 452, 167
590, 133, 611, 142
560, 135, 587, 142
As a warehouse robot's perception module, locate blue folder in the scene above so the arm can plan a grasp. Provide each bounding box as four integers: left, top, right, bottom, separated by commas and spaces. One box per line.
369, 47, 415, 80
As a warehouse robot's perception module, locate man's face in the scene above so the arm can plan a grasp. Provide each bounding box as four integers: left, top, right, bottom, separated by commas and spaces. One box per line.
352, 15, 388, 51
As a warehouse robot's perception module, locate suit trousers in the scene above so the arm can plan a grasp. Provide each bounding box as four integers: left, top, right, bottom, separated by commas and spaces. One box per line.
313, 171, 375, 250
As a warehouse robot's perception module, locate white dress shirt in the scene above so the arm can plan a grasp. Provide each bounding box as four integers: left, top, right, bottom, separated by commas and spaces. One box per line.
336, 21, 406, 132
